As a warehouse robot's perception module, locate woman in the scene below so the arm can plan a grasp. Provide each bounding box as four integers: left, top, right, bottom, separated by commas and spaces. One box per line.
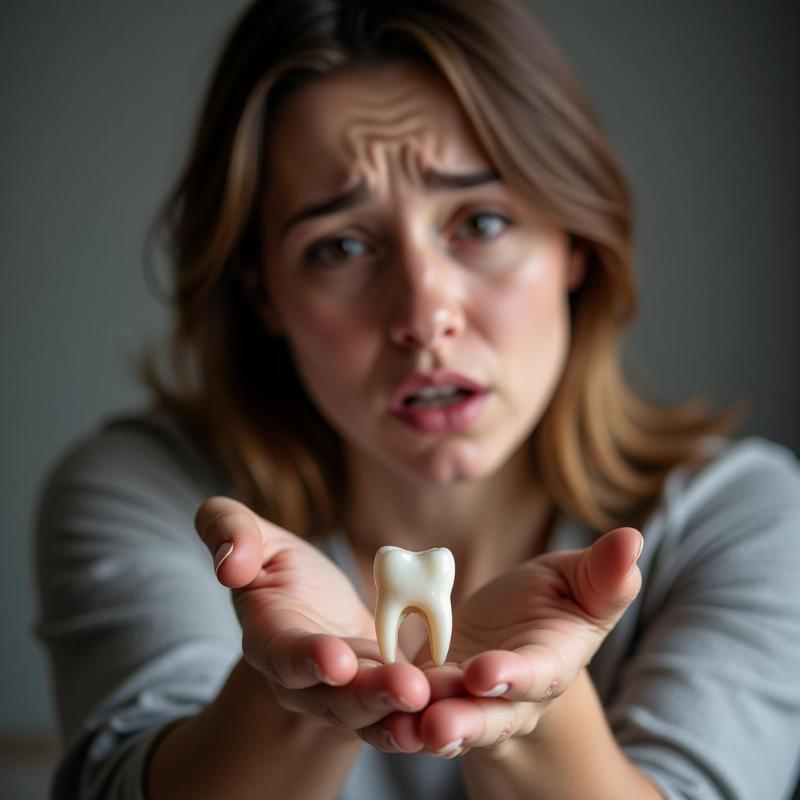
36, 1, 800, 798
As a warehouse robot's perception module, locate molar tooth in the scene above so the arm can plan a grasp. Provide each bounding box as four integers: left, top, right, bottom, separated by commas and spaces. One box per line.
373, 546, 455, 666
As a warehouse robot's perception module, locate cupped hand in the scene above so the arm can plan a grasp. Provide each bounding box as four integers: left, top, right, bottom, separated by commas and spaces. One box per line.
386, 527, 643, 756
194, 496, 430, 735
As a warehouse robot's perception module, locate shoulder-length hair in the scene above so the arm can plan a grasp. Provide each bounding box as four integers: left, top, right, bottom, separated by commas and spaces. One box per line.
139, 0, 744, 536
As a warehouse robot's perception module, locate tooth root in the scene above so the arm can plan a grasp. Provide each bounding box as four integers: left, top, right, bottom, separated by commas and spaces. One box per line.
424, 596, 453, 667
375, 599, 404, 664
373, 546, 456, 666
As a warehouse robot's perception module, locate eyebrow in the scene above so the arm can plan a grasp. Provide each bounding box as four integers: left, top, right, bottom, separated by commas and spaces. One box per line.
279, 167, 501, 238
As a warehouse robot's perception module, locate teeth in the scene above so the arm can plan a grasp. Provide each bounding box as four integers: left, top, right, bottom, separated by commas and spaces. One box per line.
416, 385, 459, 400
373, 546, 455, 666
405, 385, 470, 407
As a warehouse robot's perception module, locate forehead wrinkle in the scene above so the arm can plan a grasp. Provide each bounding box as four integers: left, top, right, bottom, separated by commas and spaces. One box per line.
400, 140, 437, 190
339, 84, 432, 113
342, 111, 437, 152
356, 130, 440, 192
338, 88, 444, 143
341, 112, 445, 189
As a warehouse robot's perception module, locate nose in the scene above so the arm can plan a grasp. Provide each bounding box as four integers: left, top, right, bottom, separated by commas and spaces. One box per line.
387, 251, 465, 349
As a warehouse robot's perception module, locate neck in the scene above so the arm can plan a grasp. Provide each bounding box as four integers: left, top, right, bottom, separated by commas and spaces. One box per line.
341, 443, 555, 597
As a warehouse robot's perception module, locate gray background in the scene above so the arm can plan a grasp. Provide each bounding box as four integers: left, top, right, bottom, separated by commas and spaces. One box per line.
1, 1, 798, 790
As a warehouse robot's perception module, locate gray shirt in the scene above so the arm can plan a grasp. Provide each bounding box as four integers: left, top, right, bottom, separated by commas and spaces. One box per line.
35, 410, 800, 799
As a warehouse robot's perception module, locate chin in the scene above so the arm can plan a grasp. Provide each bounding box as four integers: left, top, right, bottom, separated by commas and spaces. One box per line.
409, 444, 508, 485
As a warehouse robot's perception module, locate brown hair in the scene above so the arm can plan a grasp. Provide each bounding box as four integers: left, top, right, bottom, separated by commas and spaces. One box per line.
139, 0, 745, 536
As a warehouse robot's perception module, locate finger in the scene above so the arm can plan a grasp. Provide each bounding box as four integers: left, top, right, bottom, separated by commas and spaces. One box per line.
359, 665, 457, 754
383, 710, 424, 752
359, 712, 423, 754
284, 661, 430, 731
419, 696, 537, 756
579, 527, 643, 620
461, 647, 566, 702
425, 665, 466, 702
194, 496, 265, 588
245, 628, 359, 689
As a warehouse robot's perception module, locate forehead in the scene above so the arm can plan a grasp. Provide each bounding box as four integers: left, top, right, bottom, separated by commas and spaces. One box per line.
264, 61, 492, 198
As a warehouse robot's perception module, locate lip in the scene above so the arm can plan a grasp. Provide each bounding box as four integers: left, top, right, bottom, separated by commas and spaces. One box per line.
389, 370, 490, 434
390, 370, 486, 409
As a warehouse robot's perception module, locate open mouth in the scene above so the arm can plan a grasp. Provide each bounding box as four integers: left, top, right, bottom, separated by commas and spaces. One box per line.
389, 371, 489, 433
402, 385, 475, 409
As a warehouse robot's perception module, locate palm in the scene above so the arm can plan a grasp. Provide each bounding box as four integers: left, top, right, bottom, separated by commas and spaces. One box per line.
450, 560, 608, 664
232, 525, 375, 646
438, 529, 642, 698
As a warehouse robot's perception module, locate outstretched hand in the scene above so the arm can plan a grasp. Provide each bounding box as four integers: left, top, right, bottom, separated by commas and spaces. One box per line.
195, 497, 430, 737
195, 500, 641, 756
381, 527, 644, 756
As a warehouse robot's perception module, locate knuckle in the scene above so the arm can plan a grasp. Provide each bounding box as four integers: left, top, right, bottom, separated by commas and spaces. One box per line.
533, 650, 565, 701
261, 648, 282, 683
495, 710, 515, 744
354, 687, 379, 716
358, 724, 395, 752
321, 708, 348, 729
243, 637, 284, 685
307, 691, 352, 730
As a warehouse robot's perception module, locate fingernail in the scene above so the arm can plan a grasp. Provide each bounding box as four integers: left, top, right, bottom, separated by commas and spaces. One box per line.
380, 692, 414, 712
627, 534, 644, 577
382, 728, 400, 751
476, 682, 509, 698
435, 738, 463, 756
213, 541, 233, 576
310, 660, 342, 686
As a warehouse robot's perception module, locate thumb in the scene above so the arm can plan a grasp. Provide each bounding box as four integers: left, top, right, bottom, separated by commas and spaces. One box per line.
194, 495, 266, 588
577, 527, 643, 621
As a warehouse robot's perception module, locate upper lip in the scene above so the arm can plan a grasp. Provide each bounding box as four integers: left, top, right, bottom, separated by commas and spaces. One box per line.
390, 370, 487, 410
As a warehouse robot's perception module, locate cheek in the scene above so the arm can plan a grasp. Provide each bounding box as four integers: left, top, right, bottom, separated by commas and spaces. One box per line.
479, 259, 569, 348
280, 297, 378, 380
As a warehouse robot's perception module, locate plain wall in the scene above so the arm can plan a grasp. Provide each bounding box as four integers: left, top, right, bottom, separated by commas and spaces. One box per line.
1, 0, 797, 740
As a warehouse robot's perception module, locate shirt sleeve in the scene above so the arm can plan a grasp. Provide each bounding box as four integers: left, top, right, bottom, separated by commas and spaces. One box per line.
35, 416, 242, 800
606, 440, 800, 800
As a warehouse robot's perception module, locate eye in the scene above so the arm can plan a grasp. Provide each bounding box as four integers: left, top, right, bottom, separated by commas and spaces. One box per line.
304, 235, 371, 266
454, 211, 510, 242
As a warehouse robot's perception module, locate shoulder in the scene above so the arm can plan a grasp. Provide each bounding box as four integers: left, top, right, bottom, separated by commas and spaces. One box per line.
44, 407, 224, 492
639, 435, 800, 610
36, 407, 229, 559
39, 407, 227, 508
662, 435, 800, 524
603, 438, 800, 798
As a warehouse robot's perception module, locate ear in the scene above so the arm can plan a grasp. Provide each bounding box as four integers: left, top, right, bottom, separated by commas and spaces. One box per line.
567, 238, 588, 292
241, 266, 285, 335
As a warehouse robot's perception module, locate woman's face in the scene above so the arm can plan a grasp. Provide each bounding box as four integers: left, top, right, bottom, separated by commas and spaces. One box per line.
260, 61, 583, 485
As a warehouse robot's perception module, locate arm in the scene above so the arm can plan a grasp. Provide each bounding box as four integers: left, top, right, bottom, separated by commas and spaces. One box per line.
147, 658, 362, 800
36, 420, 245, 799
461, 669, 663, 800
598, 444, 800, 799
146, 494, 434, 800
36, 421, 426, 799
385, 526, 662, 799
395, 441, 800, 799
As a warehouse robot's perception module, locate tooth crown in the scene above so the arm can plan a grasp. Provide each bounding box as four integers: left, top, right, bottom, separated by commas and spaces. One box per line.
416, 385, 458, 399
373, 546, 455, 666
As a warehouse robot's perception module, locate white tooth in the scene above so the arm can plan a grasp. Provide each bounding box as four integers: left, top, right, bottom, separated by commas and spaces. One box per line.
416, 385, 458, 400
373, 546, 455, 666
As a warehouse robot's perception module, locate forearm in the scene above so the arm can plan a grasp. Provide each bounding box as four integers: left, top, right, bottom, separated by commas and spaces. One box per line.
460, 669, 664, 800
146, 658, 362, 800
